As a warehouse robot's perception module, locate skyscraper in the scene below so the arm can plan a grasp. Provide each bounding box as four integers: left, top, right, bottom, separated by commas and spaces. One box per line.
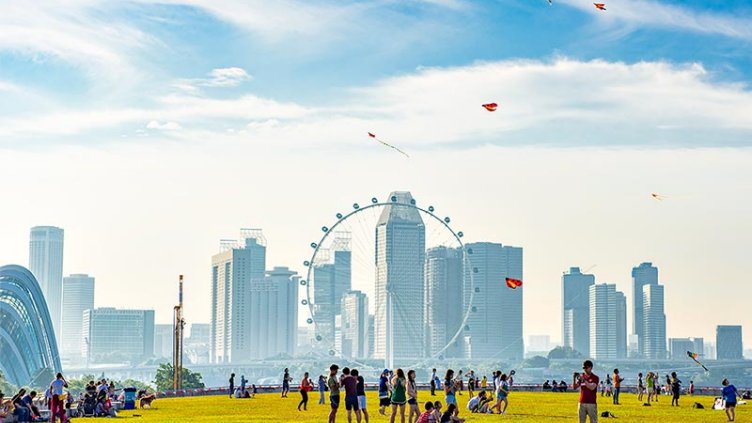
669, 338, 695, 359
716, 325, 743, 360
465, 242, 523, 361
60, 274, 95, 360
632, 262, 658, 352
210, 230, 266, 364
83, 308, 155, 364
312, 235, 351, 346
562, 267, 595, 357
589, 283, 625, 360
154, 324, 173, 359
642, 284, 667, 359
374, 191, 425, 367
248, 266, 299, 359
341, 290, 369, 359
615, 291, 627, 359
29, 226, 65, 336
424, 246, 464, 358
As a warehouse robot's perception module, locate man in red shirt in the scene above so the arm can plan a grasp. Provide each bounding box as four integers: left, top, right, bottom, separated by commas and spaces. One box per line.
573, 360, 599, 423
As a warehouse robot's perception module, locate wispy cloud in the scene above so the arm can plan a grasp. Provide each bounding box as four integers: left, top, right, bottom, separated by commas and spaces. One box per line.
560, 0, 752, 41
175, 67, 252, 93
2, 58, 751, 149
146, 120, 182, 131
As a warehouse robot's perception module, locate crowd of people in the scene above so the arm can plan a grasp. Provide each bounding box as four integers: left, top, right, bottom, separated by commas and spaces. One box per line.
227, 373, 258, 399
0, 373, 73, 423
256, 365, 518, 423
250, 361, 745, 423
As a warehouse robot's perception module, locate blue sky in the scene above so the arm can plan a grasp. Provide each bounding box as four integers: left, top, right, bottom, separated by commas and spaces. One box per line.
1, 0, 752, 349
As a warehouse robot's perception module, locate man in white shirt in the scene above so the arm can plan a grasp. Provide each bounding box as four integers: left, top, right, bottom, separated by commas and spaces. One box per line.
49, 373, 68, 423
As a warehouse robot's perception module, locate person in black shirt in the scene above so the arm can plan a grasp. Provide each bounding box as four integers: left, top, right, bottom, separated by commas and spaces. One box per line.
229, 373, 235, 399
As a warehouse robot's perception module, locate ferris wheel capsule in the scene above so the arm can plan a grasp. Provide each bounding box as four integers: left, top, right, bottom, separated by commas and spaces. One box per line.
316, 335, 322, 341
300, 280, 307, 286
336, 213, 343, 219
322, 226, 329, 232
353, 203, 360, 209
304, 260, 310, 267
301, 299, 308, 305
457, 231, 464, 237
428, 206, 435, 212
391, 196, 397, 202
444, 217, 451, 223
306, 318, 313, 324
311, 242, 318, 248
371, 197, 378, 204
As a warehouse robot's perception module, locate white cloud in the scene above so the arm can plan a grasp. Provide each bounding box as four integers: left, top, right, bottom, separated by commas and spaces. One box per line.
175, 67, 252, 92
0, 1, 157, 84
146, 120, 182, 131
560, 0, 752, 41
2, 58, 751, 148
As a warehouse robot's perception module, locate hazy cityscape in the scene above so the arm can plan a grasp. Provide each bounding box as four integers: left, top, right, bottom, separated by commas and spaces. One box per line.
1, 191, 748, 389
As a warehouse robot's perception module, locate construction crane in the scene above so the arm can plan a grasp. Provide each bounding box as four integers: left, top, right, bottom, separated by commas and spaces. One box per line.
173, 275, 185, 391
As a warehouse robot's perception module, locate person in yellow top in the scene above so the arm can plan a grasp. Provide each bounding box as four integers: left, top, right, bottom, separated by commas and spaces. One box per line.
612, 369, 624, 405
480, 376, 487, 389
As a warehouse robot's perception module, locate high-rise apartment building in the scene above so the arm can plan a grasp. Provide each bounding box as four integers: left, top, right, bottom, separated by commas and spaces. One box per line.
374, 191, 425, 367
465, 242, 523, 361
29, 226, 65, 336
60, 273, 94, 360
210, 230, 266, 364
562, 267, 595, 357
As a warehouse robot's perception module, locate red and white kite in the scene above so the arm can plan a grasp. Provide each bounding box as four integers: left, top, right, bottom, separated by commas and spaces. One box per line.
506, 277, 523, 289
368, 132, 409, 158
594, 3, 606, 10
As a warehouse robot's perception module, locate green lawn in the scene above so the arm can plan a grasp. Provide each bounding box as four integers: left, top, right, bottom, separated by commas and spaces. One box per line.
112, 390, 745, 422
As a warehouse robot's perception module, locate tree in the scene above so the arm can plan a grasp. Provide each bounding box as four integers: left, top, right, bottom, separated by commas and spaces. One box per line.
0, 371, 15, 396
153, 363, 205, 392
547, 346, 584, 360
521, 355, 550, 368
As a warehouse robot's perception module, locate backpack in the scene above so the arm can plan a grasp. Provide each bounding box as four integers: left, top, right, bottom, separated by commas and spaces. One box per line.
692, 402, 704, 409
600, 411, 616, 418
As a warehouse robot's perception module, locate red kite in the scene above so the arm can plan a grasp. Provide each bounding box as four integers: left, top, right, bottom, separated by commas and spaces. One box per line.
506, 277, 523, 289
482, 103, 498, 112
368, 132, 409, 158
687, 351, 709, 372
594, 3, 606, 10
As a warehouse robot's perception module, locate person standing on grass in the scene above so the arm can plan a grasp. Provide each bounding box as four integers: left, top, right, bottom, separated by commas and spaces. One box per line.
670, 372, 682, 407
722, 378, 740, 422
390, 368, 408, 423
430, 369, 437, 396
379, 369, 391, 416
689, 380, 695, 396
612, 369, 624, 405
646, 372, 655, 404
573, 360, 599, 423
328, 364, 341, 423
298, 372, 312, 411
229, 373, 235, 399
466, 371, 476, 398
490, 374, 509, 415
319, 375, 327, 405
443, 370, 457, 407
355, 370, 369, 423
342, 368, 361, 423
637, 373, 645, 402
407, 370, 420, 423
282, 368, 292, 398
49, 373, 68, 423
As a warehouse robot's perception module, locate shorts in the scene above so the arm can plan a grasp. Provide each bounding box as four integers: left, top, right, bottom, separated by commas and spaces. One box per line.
357, 395, 367, 409
496, 391, 507, 401
345, 395, 359, 411
330, 395, 340, 409
408, 398, 417, 405
445, 394, 457, 406
726, 402, 737, 409
379, 396, 391, 407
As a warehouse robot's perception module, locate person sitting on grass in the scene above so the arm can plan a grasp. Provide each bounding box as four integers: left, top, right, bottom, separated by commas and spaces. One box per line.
558, 380, 568, 393
542, 380, 551, 391
467, 391, 490, 413
432, 401, 442, 422
416, 402, 435, 423
440, 404, 464, 423
11, 389, 32, 423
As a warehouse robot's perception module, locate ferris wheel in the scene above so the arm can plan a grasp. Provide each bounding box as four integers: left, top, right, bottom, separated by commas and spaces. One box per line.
300, 192, 476, 370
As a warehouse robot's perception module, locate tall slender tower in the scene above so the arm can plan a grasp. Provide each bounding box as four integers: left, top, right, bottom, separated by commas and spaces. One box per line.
632, 262, 658, 353
173, 275, 185, 390
374, 191, 425, 368
61, 274, 95, 360
562, 267, 595, 357
29, 226, 65, 337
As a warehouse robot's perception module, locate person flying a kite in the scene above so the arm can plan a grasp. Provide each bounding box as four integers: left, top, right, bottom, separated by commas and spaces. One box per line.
687, 351, 709, 372
594, 3, 606, 10
367, 132, 409, 158
506, 277, 523, 289
482, 103, 498, 112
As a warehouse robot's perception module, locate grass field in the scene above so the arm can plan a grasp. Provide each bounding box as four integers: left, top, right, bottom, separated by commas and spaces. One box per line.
115, 390, 746, 422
